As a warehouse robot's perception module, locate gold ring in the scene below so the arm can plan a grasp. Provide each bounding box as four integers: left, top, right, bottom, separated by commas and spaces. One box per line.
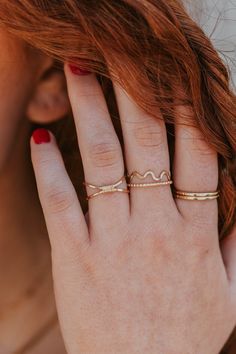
174, 189, 220, 201
127, 170, 173, 188
83, 176, 129, 200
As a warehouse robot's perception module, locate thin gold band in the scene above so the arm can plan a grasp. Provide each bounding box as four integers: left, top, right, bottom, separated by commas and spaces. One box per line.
174, 195, 219, 201
127, 181, 173, 188
174, 190, 220, 201
174, 190, 219, 196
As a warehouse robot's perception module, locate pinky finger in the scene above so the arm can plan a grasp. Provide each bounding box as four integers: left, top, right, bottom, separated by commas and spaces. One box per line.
30, 128, 89, 258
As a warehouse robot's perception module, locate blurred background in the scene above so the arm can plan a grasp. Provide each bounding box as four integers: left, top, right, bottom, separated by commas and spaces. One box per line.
186, 0, 236, 89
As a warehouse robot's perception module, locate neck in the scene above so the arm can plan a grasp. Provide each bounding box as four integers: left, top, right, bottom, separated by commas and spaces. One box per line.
0, 120, 56, 352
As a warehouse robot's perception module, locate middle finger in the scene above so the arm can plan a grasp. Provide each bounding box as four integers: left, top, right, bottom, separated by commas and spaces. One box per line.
113, 83, 176, 215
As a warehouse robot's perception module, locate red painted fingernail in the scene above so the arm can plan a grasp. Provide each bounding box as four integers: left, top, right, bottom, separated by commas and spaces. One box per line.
68, 63, 91, 76
32, 128, 51, 144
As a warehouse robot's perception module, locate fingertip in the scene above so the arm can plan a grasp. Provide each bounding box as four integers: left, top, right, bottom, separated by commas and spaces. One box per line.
30, 129, 58, 148
31, 128, 51, 145
64, 61, 92, 77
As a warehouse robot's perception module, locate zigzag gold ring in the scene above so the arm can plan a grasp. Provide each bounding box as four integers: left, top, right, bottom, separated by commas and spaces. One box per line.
84, 176, 129, 200
127, 170, 173, 188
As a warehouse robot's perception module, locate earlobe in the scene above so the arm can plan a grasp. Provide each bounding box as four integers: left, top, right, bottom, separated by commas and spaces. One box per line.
26, 70, 71, 124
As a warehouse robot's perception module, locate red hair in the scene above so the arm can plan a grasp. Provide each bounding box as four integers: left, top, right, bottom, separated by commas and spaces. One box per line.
0, 2, 235, 233
0, 0, 236, 351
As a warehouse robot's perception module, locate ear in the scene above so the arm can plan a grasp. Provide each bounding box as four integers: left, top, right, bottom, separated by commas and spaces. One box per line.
26, 68, 71, 124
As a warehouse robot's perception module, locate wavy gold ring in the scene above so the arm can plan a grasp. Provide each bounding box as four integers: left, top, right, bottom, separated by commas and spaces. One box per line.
127, 170, 173, 188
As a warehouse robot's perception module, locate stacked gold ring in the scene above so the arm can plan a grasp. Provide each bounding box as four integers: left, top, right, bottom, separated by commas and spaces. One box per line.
173, 190, 220, 201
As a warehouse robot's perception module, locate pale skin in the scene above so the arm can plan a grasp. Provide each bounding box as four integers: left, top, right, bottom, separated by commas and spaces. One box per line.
30, 63, 236, 354
1, 27, 236, 353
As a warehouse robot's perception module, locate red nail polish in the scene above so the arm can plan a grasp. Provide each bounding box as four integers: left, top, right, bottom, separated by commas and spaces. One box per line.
68, 63, 91, 76
32, 128, 51, 144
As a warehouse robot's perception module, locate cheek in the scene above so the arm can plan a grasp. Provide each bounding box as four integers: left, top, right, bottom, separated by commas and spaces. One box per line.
0, 31, 36, 115
0, 40, 37, 169
0, 31, 51, 171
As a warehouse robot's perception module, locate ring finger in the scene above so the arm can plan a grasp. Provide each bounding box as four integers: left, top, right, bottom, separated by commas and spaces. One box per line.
173, 97, 219, 229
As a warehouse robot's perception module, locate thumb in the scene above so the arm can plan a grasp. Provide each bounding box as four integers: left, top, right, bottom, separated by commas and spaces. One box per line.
220, 224, 236, 295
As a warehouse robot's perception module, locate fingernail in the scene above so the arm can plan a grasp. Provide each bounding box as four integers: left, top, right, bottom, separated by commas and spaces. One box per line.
32, 128, 51, 144
68, 63, 91, 76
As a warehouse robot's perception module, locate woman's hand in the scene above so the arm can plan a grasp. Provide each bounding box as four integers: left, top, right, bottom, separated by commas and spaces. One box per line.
30, 64, 236, 354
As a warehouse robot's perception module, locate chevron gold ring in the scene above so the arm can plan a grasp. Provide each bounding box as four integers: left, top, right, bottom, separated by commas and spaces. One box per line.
127, 170, 173, 188
84, 176, 129, 200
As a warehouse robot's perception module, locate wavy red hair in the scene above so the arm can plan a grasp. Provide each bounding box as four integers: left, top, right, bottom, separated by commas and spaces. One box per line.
0, 0, 236, 351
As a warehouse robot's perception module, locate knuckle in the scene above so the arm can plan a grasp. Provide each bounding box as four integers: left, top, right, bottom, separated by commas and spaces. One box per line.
133, 123, 164, 148
191, 145, 216, 168
88, 141, 121, 168
144, 211, 178, 239
134, 214, 177, 255
45, 188, 75, 214
148, 224, 175, 249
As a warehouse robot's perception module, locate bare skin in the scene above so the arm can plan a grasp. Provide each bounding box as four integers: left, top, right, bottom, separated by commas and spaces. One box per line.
29, 64, 236, 353
1, 28, 236, 354
0, 30, 68, 353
